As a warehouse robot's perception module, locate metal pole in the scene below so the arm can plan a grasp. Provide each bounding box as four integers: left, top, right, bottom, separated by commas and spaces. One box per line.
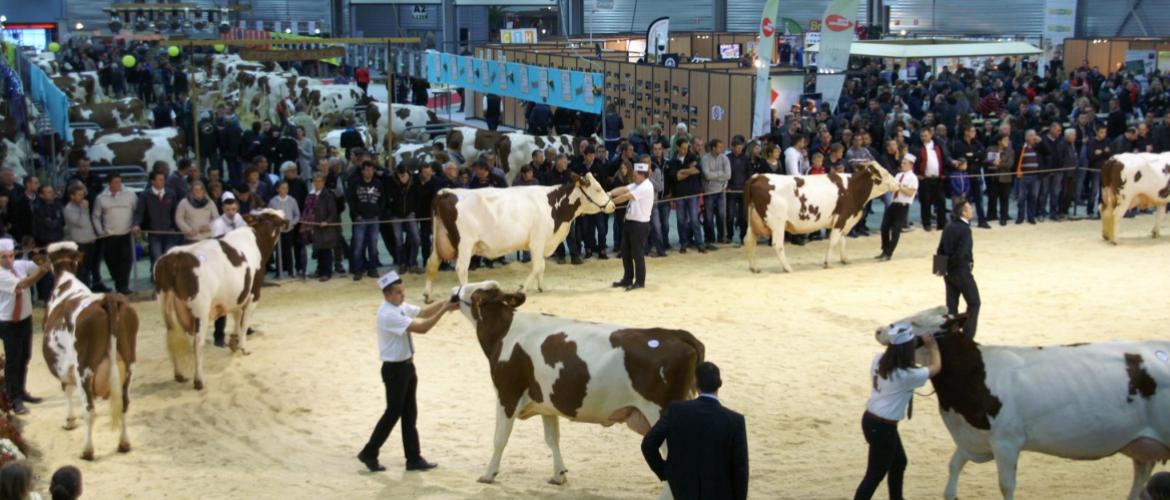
189, 41, 202, 172
722, 190, 728, 245
131, 235, 139, 293
277, 235, 284, 279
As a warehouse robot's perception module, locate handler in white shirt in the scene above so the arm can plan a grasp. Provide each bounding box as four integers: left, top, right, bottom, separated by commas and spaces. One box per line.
609, 160, 655, 291
0, 238, 51, 415
210, 196, 248, 239
358, 271, 459, 473
877, 154, 920, 261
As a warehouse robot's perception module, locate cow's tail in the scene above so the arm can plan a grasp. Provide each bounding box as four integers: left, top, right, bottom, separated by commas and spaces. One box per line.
160, 291, 194, 372
1100, 158, 1124, 242
672, 330, 706, 396
103, 294, 125, 431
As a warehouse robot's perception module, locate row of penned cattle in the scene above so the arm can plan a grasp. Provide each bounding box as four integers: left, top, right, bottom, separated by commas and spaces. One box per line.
30, 153, 1170, 499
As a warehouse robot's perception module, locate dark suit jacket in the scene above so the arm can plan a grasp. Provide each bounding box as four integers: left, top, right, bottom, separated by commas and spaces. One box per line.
641, 397, 749, 500
937, 219, 974, 275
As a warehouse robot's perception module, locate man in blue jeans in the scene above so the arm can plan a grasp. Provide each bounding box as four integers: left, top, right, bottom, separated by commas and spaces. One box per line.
132, 171, 181, 273
347, 161, 387, 280
700, 139, 730, 250
668, 138, 706, 253
1015, 130, 1042, 225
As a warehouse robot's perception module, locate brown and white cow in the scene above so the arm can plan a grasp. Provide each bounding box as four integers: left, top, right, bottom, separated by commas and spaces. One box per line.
1101, 153, 1170, 244
877, 306, 1170, 500
41, 242, 138, 460
68, 98, 146, 128
301, 83, 364, 122
69, 127, 185, 171
422, 173, 615, 302
154, 209, 285, 390
52, 71, 103, 105
367, 102, 442, 152
452, 281, 705, 488
444, 128, 602, 182
743, 162, 898, 272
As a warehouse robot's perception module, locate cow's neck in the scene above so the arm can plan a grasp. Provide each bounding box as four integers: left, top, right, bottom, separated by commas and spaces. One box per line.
252, 227, 280, 271
475, 304, 515, 361
929, 333, 1004, 430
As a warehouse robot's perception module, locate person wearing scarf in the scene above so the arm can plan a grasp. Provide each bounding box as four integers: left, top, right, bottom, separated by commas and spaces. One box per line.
303, 173, 342, 281
175, 181, 220, 243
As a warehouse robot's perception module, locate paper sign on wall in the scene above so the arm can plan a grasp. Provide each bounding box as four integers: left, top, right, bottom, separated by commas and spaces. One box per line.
499, 62, 508, 91
464, 56, 474, 83
409, 56, 417, 78
538, 68, 549, 99
583, 75, 595, 105
561, 71, 572, 102
449, 55, 459, 82
519, 65, 530, 93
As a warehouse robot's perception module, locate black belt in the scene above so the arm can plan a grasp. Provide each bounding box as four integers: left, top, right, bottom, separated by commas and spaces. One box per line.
383, 358, 413, 365
864, 411, 899, 426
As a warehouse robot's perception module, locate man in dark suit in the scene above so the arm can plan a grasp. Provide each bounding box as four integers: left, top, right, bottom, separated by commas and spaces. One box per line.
937, 199, 980, 338
641, 362, 749, 500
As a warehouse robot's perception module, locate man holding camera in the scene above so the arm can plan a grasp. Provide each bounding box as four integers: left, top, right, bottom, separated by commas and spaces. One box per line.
936, 199, 980, 338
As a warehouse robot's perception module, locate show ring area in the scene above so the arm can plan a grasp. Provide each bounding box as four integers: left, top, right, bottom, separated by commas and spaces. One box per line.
1, 0, 1170, 498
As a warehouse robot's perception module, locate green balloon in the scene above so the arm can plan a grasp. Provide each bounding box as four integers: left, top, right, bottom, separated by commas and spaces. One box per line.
122, 55, 136, 68
48, 42, 60, 53
214, 44, 226, 53
167, 46, 180, 57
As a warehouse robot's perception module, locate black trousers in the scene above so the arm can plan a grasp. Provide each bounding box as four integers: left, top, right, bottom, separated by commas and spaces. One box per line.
0, 318, 33, 401
419, 223, 433, 265
276, 230, 306, 275
486, 115, 500, 131
853, 412, 907, 500
945, 272, 981, 339
78, 241, 106, 290
102, 233, 133, 293
726, 194, 747, 243
619, 221, 650, 286
986, 181, 1012, 223
317, 246, 335, 277
361, 360, 421, 462
880, 203, 910, 257
918, 177, 947, 230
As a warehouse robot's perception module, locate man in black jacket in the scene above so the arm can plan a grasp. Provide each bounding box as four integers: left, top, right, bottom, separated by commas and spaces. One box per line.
198, 112, 220, 175
726, 136, 751, 244
386, 164, 421, 273
416, 162, 443, 267
133, 171, 180, 270
937, 199, 980, 338
7, 176, 38, 245
571, 147, 604, 258
31, 185, 64, 302
347, 161, 387, 281
485, 94, 502, 132
220, 114, 245, 184
542, 154, 583, 264
641, 362, 748, 500
950, 125, 989, 228
339, 119, 365, 158
68, 158, 103, 205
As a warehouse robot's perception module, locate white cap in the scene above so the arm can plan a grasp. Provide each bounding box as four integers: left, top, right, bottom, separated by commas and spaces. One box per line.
281, 161, 298, 172
633, 163, 649, 173
0, 239, 13, 253
676, 122, 687, 132
221, 191, 236, 201
890, 324, 916, 345
903, 153, 917, 163
378, 271, 401, 290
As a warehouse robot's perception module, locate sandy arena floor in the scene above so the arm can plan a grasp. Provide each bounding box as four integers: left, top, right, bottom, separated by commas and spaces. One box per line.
18, 215, 1170, 499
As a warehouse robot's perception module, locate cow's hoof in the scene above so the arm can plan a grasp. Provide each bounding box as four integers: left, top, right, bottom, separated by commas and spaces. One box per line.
749, 268, 761, 274
477, 476, 496, 484
537, 287, 544, 293
118, 442, 131, 453
240, 348, 252, 356
1153, 231, 1160, 239
80, 450, 94, 461
423, 295, 434, 304
194, 380, 204, 391
63, 419, 78, 430
174, 374, 188, 383
548, 476, 566, 485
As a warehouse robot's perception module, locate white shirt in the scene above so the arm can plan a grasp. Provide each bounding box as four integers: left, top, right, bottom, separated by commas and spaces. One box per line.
865, 353, 930, 421
377, 300, 421, 363
624, 179, 655, 223
923, 141, 941, 178
210, 213, 247, 238
783, 147, 804, 176
893, 171, 919, 205
0, 261, 40, 321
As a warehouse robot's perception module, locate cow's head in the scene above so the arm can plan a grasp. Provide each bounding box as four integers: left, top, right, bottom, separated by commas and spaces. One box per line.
874, 306, 949, 346
453, 281, 526, 322
570, 172, 616, 215
243, 208, 288, 253
46, 241, 83, 279
858, 161, 899, 198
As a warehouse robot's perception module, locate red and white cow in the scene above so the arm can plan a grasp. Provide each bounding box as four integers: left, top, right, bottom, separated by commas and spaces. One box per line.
743, 162, 897, 272
452, 281, 705, 489
41, 242, 138, 460
69, 127, 185, 171
877, 306, 1170, 500
1101, 153, 1170, 244
153, 209, 285, 390
68, 98, 147, 128
422, 173, 615, 302
52, 71, 103, 105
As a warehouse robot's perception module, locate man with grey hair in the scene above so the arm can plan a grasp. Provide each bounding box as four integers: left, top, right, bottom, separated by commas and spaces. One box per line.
1015, 129, 1042, 224
1056, 128, 1080, 218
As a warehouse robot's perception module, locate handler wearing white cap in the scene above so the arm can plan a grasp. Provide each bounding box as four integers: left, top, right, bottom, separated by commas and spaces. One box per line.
358, 270, 459, 473
0, 238, 51, 415
609, 160, 655, 291
877, 153, 920, 261
853, 323, 941, 500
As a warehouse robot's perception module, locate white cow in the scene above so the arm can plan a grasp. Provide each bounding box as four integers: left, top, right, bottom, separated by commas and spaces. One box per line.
877, 306, 1170, 500
422, 173, 615, 302
743, 162, 898, 272
1, 137, 30, 177
301, 83, 364, 122
367, 101, 438, 150
154, 210, 285, 390
74, 128, 183, 171
1101, 153, 1170, 244
452, 280, 705, 491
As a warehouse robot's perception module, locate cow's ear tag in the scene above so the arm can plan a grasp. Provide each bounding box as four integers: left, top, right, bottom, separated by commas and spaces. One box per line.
1157, 351, 1168, 363
647, 340, 660, 349
197, 254, 208, 263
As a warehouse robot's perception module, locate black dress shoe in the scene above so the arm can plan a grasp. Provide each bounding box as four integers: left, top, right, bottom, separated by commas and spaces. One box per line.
612, 281, 632, 288
214, 339, 227, 348
624, 284, 645, 291
597, 251, 609, 260
11, 401, 27, 415
570, 256, 584, 265
978, 222, 992, 229
21, 394, 43, 404
357, 453, 386, 472
405, 458, 438, 471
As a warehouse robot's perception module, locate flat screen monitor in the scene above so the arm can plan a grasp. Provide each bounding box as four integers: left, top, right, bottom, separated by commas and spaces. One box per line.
719, 43, 741, 60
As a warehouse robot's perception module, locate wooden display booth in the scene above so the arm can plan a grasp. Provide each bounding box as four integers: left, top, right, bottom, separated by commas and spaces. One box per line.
1063, 38, 1170, 75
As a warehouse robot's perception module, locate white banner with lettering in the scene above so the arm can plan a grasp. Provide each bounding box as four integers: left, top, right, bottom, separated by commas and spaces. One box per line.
1043, 0, 1077, 47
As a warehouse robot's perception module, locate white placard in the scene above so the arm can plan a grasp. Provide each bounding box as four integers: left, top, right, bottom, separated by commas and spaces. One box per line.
409, 56, 417, 78
429, 52, 440, 81
583, 75, 594, 105
274, 21, 282, 33
561, 71, 572, 102
308, 21, 317, 34
499, 63, 508, 91
538, 68, 549, 99
449, 55, 459, 82
480, 60, 491, 86
519, 66, 530, 93
464, 56, 474, 83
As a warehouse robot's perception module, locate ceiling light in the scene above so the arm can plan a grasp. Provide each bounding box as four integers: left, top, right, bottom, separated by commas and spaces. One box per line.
75, 22, 84, 30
